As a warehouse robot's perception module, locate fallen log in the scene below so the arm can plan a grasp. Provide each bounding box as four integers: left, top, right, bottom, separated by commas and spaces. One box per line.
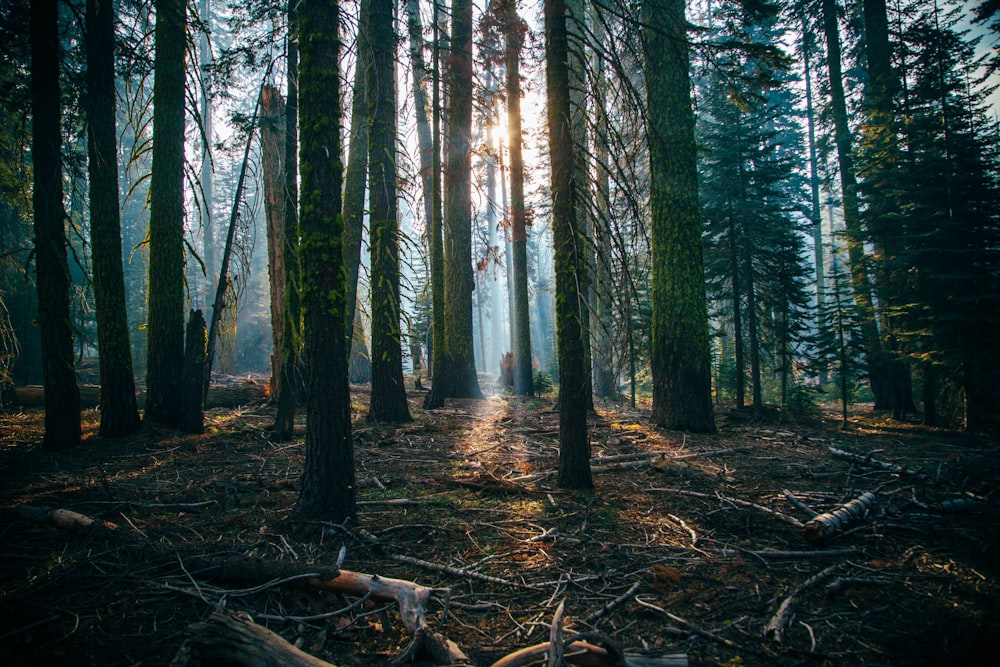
828, 447, 927, 481
16, 505, 121, 536
802, 491, 878, 545
183, 611, 334, 666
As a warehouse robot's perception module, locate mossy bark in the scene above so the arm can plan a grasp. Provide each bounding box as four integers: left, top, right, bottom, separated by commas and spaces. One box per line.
545, 0, 592, 489
293, 0, 355, 523
366, 0, 411, 424
86, 0, 140, 437
145, 0, 187, 427
32, 0, 80, 450
503, 1, 533, 397
643, 0, 715, 433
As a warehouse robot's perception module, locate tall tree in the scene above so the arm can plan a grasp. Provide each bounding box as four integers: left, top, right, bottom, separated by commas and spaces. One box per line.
344, 0, 371, 384
424, 0, 483, 408
273, 0, 299, 440
644, 0, 715, 433
820, 0, 890, 410
293, 0, 355, 521
145, 0, 187, 426
366, 0, 411, 423
32, 0, 80, 450
545, 0, 592, 489
425, 0, 446, 398
500, 0, 533, 397
86, 0, 141, 437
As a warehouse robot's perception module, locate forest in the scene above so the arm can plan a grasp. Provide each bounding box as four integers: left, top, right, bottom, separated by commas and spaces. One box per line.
1, 0, 999, 664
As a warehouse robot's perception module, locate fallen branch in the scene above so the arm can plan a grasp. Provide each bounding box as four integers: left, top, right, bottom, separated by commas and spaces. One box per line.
648, 488, 804, 529
828, 447, 927, 481
584, 581, 642, 625
388, 553, 532, 589
783, 490, 818, 519
802, 491, 878, 545
16, 505, 121, 536
183, 611, 334, 666
824, 577, 890, 595
764, 564, 841, 643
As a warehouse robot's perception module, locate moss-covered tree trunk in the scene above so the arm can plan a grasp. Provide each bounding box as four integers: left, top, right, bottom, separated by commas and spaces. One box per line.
821, 0, 890, 410
145, 0, 187, 427
344, 0, 372, 385
293, 0, 355, 523
86, 0, 140, 437
503, 0, 533, 397
643, 0, 715, 433
545, 0, 592, 489
273, 0, 299, 441
424, 0, 483, 408
32, 0, 80, 450
367, 0, 411, 424
424, 0, 446, 398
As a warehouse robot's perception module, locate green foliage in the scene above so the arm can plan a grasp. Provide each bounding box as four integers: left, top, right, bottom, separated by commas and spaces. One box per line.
532, 369, 554, 395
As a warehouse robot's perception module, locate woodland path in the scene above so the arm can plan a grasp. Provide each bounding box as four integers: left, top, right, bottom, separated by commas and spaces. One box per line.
1, 384, 998, 665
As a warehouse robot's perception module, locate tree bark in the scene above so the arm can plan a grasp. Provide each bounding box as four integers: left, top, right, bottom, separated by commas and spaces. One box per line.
273, 0, 300, 441
85, 0, 140, 437
643, 0, 715, 433
293, 0, 355, 523
545, 0, 592, 489
261, 84, 286, 401
366, 0, 411, 423
179, 310, 207, 434
146, 0, 188, 427
424, 0, 483, 408
32, 0, 80, 450
503, 1, 534, 397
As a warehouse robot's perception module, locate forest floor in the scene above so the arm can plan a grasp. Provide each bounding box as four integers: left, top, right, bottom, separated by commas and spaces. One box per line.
1, 376, 998, 666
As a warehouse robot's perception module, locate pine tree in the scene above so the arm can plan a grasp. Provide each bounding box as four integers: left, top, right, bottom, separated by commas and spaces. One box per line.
145, 0, 187, 426
293, 0, 355, 522
644, 0, 715, 433
367, 0, 411, 423
31, 0, 80, 449
86, 0, 140, 437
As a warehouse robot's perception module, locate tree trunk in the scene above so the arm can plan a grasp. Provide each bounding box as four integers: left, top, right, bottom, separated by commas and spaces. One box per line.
821, 0, 890, 410
801, 22, 828, 386
199, 0, 215, 310
86, 0, 140, 437
367, 0, 412, 424
503, 2, 534, 398
344, 0, 372, 385
260, 84, 286, 401
32, 0, 81, 450
146, 0, 187, 427
643, 0, 715, 433
424, 0, 446, 397
273, 0, 299, 441
293, 0, 355, 523
179, 310, 207, 434
424, 0, 483, 408
545, 0, 592, 489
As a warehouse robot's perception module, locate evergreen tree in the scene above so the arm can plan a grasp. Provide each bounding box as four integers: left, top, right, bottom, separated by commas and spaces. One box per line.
31, 0, 80, 449
293, 0, 355, 522
545, 0, 592, 489
644, 0, 715, 433
424, 0, 484, 408
366, 0, 411, 423
145, 0, 187, 426
86, 0, 141, 437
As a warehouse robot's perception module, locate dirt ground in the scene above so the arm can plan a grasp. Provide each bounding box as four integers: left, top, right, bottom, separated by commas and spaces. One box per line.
1, 378, 998, 666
